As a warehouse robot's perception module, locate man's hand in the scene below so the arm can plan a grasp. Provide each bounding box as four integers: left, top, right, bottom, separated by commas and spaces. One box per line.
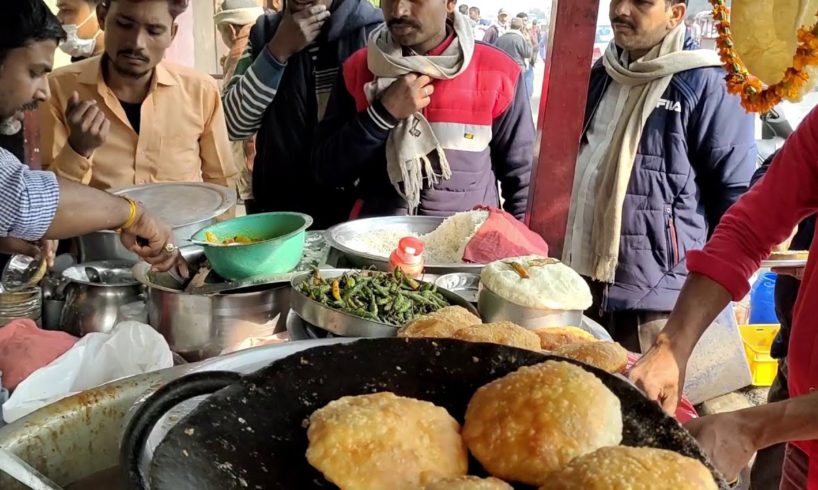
267, 4, 330, 63
685, 413, 757, 483
0, 238, 57, 267
66, 91, 110, 158
629, 335, 686, 414
119, 206, 187, 274
380, 74, 435, 120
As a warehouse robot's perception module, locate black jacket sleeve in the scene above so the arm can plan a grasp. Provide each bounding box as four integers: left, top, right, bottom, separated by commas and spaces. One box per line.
490, 72, 535, 220
312, 71, 395, 188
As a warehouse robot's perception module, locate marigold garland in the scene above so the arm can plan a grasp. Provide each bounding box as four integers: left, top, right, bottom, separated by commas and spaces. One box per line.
709, 0, 818, 113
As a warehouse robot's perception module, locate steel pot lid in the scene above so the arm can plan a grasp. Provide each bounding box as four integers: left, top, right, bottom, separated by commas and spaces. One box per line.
111, 183, 236, 229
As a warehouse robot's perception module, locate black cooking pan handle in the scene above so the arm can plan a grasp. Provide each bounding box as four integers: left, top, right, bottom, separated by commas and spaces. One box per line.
121, 371, 242, 490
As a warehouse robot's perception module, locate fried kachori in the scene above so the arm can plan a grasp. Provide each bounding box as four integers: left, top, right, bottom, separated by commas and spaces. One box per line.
425, 476, 513, 490
306, 392, 468, 489
554, 341, 629, 373
538, 446, 718, 490
398, 306, 482, 339
452, 321, 541, 351
533, 326, 598, 350
462, 361, 623, 486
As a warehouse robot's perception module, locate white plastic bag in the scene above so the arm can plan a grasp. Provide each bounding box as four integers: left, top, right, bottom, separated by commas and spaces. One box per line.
2, 322, 173, 423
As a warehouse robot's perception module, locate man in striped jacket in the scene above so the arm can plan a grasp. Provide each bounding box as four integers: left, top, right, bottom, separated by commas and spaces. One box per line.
222, 0, 382, 227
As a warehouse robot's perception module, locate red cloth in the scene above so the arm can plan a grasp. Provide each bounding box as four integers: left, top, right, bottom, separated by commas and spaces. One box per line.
625, 353, 697, 424
463, 206, 549, 263
0, 319, 77, 391
685, 107, 818, 488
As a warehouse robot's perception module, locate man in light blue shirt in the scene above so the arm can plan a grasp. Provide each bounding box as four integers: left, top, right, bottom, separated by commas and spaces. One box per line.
0, 0, 181, 272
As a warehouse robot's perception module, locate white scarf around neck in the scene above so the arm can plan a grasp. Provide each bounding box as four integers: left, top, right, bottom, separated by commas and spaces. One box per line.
365, 13, 475, 214
588, 24, 721, 282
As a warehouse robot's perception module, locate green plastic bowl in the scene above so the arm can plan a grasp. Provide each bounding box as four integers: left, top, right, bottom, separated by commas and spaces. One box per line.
191, 212, 313, 281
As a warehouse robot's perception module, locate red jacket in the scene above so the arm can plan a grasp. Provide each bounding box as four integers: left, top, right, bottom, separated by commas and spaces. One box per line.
312, 35, 534, 220
687, 107, 818, 488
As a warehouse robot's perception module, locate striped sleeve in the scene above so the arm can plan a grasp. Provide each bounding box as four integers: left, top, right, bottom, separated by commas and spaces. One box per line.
0, 148, 60, 241
223, 40, 286, 141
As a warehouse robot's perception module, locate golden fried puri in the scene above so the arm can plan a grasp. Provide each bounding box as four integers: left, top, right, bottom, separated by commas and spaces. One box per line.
398, 306, 482, 339
538, 446, 718, 490
533, 326, 598, 350
398, 315, 465, 339
433, 306, 482, 326
425, 476, 513, 490
452, 321, 541, 351
306, 392, 468, 490
554, 341, 629, 374
462, 361, 623, 486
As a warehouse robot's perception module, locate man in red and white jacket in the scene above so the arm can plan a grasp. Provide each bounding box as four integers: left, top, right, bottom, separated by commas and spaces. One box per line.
312, 0, 534, 221
631, 106, 818, 489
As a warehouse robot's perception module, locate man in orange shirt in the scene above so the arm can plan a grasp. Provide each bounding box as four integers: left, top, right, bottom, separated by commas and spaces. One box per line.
39, 0, 237, 191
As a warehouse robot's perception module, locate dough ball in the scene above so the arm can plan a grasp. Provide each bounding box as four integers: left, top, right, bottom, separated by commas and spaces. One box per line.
463, 361, 622, 486
533, 326, 598, 350
452, 321, 541, 351
307, 393, 468, 490
554, 341, 629, 374
425, 476, 513, 490
539, 446, 718, 490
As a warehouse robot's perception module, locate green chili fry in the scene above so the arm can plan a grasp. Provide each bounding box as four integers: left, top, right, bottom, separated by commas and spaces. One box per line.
299, 268, 451, 325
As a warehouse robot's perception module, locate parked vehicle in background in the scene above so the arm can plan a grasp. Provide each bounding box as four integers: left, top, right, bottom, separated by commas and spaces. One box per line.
592, 24, 613, 63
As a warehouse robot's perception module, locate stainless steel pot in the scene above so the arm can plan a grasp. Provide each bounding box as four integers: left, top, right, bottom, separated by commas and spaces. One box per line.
59, 261, 143, 337
78, 182, 236, 262
78, 223, 210, 263
133, 262, 291, 362
478, 285, 584, 329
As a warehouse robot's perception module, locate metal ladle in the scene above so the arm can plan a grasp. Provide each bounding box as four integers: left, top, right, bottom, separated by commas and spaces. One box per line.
0, 448, 62, 489
84, 266, 102, 284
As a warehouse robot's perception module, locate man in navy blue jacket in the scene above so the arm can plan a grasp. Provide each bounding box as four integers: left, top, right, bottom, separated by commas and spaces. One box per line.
564, 0, 756, 351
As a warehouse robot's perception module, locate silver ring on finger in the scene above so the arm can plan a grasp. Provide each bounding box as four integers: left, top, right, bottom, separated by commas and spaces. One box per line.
164, 243, 178, 255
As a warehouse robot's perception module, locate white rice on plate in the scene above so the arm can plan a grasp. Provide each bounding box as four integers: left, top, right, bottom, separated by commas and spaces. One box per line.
344, 210, 489, 264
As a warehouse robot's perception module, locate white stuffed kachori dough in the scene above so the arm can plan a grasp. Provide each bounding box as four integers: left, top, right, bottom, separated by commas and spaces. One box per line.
538, 446, 718, 490
306, 392, 468, 489
452, 321, 541, 351
533, 326, 598, 350
480, 256, 592, 311
554, 341, 629, 373
425, 476, 513, 490
462, 361, 622, 486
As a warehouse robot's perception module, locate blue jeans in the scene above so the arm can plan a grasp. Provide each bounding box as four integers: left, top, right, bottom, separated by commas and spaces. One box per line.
524, 66, 535, 99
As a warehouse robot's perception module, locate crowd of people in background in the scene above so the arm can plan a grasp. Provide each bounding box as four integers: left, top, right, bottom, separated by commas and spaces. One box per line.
462, 5, 546, 100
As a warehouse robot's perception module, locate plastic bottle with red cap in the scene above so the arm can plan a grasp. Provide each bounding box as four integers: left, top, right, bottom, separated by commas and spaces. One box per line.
388, 237, 425, 279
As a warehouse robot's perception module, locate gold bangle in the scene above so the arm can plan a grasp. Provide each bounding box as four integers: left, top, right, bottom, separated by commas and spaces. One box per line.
117, 198, 139, 233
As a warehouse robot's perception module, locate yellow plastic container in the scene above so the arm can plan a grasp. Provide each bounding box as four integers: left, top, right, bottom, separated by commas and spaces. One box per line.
739, 324, 781, 387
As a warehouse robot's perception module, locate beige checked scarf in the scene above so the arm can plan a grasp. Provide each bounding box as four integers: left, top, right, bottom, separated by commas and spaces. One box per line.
365, 13, 475, 213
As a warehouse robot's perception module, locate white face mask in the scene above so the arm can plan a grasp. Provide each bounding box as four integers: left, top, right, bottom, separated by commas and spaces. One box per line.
59, 13, 101, 58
